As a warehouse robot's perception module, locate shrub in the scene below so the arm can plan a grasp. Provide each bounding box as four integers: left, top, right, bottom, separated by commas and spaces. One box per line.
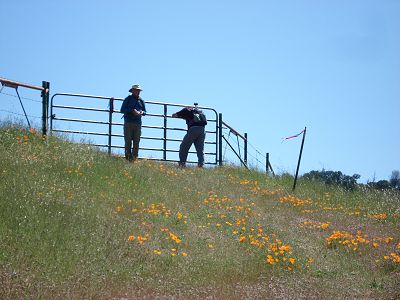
302, 170, 360, 190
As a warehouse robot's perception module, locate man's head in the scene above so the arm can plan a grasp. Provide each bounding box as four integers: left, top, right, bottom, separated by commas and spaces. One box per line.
129, 84, 142, 97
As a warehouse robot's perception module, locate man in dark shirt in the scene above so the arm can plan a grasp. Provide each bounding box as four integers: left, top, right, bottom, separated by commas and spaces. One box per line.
120, 84, 146, 161
172, 106, 207, 167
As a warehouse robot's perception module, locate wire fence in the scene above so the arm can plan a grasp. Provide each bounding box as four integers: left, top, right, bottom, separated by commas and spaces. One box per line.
0, 87, 43, 127
1, 81, 273, 174
221, 126, 274, 174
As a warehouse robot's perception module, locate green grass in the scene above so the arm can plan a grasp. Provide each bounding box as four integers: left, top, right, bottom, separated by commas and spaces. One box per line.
1, 124, 399, 299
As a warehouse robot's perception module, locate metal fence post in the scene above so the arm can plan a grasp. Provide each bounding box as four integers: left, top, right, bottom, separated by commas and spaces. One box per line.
218, 113, 223, 166
163, 104, 167, 160
108, 97, 114, 155
293, 127, 307, 191
244, 133, 248, 165
41, 81, 50, 137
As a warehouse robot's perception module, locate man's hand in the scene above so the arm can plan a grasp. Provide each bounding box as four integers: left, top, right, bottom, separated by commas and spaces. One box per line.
132, 109, 142, 116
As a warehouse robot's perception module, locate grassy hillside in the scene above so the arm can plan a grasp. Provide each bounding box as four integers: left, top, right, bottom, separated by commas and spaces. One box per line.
0, 124, 399, 299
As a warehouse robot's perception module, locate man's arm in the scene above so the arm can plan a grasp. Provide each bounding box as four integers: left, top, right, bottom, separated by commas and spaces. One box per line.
132, 109, 143, 116
172, 107, 191, 119
120, 98, 130, 114
141, 99, 147, 114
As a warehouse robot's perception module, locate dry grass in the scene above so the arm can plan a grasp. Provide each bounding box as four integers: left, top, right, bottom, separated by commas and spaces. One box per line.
0, 124, 399, 299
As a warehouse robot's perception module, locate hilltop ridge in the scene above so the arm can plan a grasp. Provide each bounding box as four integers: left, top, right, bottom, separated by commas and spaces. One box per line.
1, 124, 399, 299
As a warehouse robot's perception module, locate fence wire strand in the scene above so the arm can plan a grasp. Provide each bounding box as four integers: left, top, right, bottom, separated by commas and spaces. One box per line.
0, 90, 42, 122
0, 90, 42, 103
222, 129, 271, 172
0, 109, 41, 119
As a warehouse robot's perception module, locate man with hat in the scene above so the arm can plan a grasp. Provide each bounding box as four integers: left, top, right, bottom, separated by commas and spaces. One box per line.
120, 84, 147, 161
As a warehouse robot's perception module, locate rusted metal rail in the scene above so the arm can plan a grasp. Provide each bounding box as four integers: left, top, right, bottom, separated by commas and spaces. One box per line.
0, 77, 50, 136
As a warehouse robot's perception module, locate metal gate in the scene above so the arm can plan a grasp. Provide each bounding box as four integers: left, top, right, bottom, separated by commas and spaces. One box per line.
50, 93, 219, 165
2, 76, 273, 174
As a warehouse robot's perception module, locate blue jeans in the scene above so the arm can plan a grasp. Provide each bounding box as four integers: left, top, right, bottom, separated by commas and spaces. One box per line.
179, 126, 206, 167
124, 122, 142, 160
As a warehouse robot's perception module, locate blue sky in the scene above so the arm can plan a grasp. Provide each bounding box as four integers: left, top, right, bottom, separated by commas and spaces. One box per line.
1, 0, 399, 182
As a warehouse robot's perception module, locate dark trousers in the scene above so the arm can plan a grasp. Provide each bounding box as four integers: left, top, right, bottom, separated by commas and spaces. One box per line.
124, 122, 141, 160
179, 126, 205, 167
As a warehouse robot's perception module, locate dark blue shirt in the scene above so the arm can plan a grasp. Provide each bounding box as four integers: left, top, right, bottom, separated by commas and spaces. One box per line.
120, 95, 146, 124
